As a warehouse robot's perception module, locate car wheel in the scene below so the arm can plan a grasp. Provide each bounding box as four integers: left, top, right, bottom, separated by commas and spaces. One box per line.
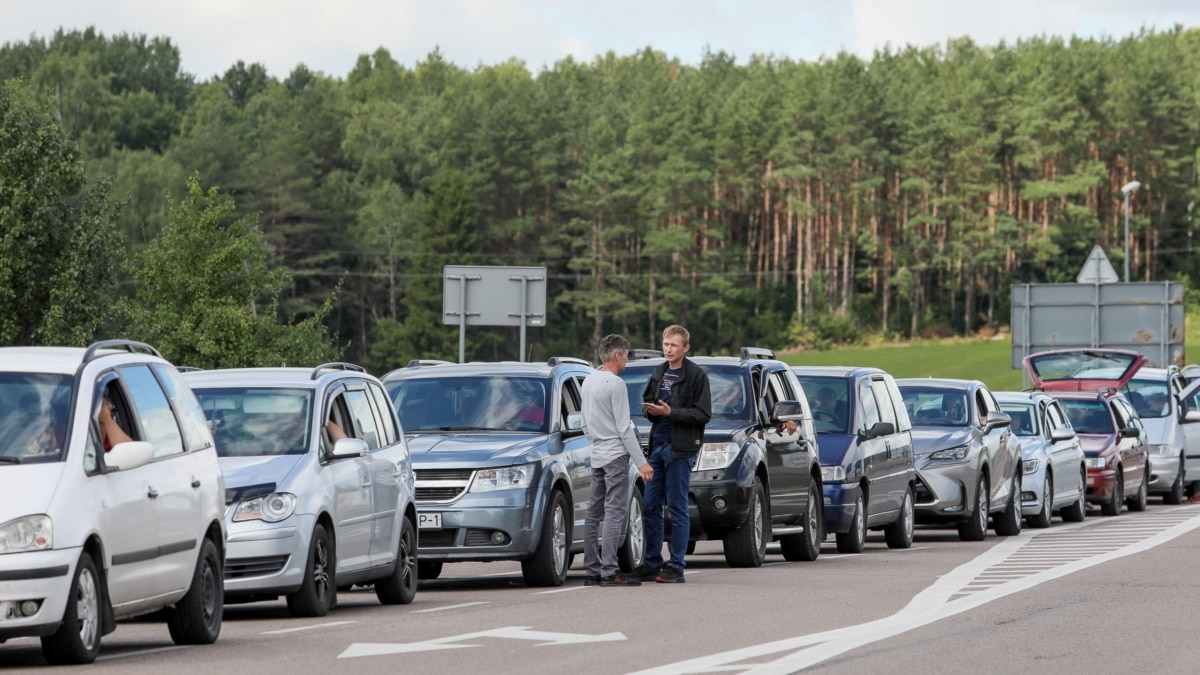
521, 489, 570, 586
994, 471, 1022, 536
1164, 456, 1185, 505
41, 553, 102, 665
617, 488, 645, 573
375, 515, 417, 605
1128, 463, 1149, 512
167, 538, 223, 645
724, 477, 768, 567
1029, 472, 1053, 529
958, 473, 989, 541
884, 486, 915, 549
1101, 471, 1123, 516
835, 492, 866, 554
287, 524, 335, 616
418, 560, 443, 581
1060, 468, 1087, 523
686, 540, 697, 555
782, 479, 823, 561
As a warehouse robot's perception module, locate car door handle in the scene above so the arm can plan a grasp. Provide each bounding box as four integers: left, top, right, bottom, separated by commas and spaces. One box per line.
147, 487, 159, 499
361, 478, 372, 488
191, 479, 202, 489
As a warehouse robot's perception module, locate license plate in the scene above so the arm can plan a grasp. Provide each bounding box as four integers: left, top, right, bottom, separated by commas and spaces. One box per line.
417, 512, 442, 530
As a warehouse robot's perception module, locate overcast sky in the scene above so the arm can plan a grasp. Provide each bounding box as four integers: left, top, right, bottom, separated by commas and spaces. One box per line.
3, 0, 1198, 80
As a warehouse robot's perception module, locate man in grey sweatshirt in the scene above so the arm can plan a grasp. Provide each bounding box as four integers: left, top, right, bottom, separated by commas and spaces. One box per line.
582, 334, 655, 587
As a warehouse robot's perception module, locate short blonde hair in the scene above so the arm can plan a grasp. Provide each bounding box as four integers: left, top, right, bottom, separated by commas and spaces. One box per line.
662, 325, 690, 346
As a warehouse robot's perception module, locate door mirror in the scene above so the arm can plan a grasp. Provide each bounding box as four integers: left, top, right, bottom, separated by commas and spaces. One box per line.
1184, 410, 1200, 424
771, 400, 805, 423
331, 437, 369, 458
1050, 426, 1076, 443
565, 411, 584, 435
864, 421, 895, 439
1118, 426, 1141, 438
106, 441, 155, 471
984, 411, 1011, 430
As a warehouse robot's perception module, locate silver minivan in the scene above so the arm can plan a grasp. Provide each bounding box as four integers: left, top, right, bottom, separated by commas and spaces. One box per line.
1123, 366, 1198, 504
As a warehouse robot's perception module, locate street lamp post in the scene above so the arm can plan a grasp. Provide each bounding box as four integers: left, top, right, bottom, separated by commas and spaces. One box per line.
1121, 181, 1141, 282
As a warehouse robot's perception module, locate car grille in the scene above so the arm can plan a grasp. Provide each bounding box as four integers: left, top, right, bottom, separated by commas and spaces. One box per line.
415, 469, 474, 503
225, 555, 289, 579
420, 530, 457, 547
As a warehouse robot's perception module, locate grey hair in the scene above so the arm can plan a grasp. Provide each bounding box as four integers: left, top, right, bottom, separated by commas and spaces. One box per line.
597, 334, 631, 364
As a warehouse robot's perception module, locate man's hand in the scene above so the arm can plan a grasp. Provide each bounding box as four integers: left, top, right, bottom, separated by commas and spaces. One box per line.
638, 463, 654, 481
643, 400, 671, 417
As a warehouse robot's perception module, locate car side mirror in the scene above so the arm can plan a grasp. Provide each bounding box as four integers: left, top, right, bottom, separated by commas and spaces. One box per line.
1184, 410, 1200, 424
331, 437, 369, 458
1050, 427, 1076, 443
771, 400, 805, 423
1118, 426, 1141, 438
985, 411, 1011, 430
106, 441, 155, 471
864, 421, 895, 439
565, 411, 584, 434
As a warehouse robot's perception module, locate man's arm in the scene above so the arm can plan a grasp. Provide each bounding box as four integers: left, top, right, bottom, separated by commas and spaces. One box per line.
609, 380, 648, 468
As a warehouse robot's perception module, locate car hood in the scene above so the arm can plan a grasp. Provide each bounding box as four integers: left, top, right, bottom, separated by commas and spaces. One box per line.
910, 427, 974, 455
815, 433, 856, 468
406, 433, 548, 467
0, 464, 64, 521
219, 454, 305, 490
1077, 434, 1117, 456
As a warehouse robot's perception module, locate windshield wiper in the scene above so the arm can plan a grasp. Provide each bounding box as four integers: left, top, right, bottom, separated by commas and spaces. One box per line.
437, 426, 492, 432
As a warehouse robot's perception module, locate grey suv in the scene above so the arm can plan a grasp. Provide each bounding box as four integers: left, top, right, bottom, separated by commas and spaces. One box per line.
382, 358, 644, 587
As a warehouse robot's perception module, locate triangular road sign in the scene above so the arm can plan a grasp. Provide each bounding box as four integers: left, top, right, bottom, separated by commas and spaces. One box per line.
1076, 245, 1119, 284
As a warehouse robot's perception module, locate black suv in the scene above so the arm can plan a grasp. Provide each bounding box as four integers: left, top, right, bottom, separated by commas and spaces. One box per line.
619, 348, 823, 567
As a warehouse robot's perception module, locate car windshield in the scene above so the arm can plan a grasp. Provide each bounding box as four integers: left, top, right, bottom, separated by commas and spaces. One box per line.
388, 376, 550, 433
795, 376, 850, 434
618, 364, 754, 423
1057, 399, 1115, 435
193, 388, 313, 456
1123, 378, 1170, 419
898, 386, 970, 428
0, 373, 73, 464
999, 402, 1039, 437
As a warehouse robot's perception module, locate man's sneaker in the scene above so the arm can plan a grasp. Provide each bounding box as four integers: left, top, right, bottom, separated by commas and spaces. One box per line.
628, 563, 663, 581
656, 565, 685, 583
583, 575, 602, 586
598, 574, 642, 587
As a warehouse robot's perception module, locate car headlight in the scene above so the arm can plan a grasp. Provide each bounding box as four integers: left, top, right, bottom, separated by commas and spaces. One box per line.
0, 515, 52, 554
1149, 444, 1176, 456
821, 465, 847, 482
929, 444, 970, 462
471, 464, 536, 492
233, 493, 297, 523
1085, 456, 1108, 469
1022, 459, 1040, 475
694, 442, 740, 471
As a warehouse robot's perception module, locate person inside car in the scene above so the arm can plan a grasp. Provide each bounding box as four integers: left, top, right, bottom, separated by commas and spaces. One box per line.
98, 396, 133, 451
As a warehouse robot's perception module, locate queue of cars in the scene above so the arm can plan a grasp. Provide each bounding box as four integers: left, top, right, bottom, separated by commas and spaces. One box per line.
1, 340, 1188, 664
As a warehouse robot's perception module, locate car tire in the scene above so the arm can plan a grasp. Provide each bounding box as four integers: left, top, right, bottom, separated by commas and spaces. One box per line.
686, 540, 697, 555
287, 524, 335, 616
522, 489, 570, 586
1127, 463, 1149, 512
884, 486, 914, 549
994, 471, 1022, 536
958, 474, 989, 542
617, 488, 645, 573
724, 477, 768, 567
41, 553, 102, 665
1163, 456, 1185, 505
167, 538, 223, 645
1028, 472, 1053, 529
418, 560, 443, 581
835, 492, 866, 554
375, 515, 417, 605
1060, 468, 1087, 523
781, 479, 822, 562
1101, 471, 1123, 516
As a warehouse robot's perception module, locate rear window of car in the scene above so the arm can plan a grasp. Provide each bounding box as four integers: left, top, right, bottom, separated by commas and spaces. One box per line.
193, 387, 313, 456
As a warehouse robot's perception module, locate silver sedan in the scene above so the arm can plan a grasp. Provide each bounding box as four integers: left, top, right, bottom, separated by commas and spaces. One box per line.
995, 391, 1088, 527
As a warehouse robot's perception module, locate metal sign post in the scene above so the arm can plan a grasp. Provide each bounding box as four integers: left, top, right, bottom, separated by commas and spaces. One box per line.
443, 273, 480, 363
509, 272, 545, 362
443, 266, 547, 362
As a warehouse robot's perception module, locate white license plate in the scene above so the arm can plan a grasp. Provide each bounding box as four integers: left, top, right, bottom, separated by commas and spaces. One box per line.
417, 512, 442, 530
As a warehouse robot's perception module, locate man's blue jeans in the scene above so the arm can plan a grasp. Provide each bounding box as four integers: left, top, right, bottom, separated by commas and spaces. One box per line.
642, 441, 694, 570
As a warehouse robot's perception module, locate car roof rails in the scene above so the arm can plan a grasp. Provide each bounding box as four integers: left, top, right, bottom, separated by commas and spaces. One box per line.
547, 356, 592, 368
83, 340, 164, 364
311, 362, 367, 380
176, 366, 204, 373
406, 359, 453, 368
740, 347, 776, 361
629, 349, 664, 360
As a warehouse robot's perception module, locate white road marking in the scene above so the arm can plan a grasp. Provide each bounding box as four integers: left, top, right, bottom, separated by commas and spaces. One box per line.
340, 626, 626, 658
263, 620, 357, 635
633, 506, 1200, 674
410, 601, 489, 613
96, 646, 187, 661
536, 586, 590, 594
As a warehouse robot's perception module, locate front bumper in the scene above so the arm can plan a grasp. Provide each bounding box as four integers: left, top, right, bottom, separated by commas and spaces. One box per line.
416, 488, 541, 562
1020, 468, 1048, 517
689, 477, 752, 535
222, 514, 312, 597
822, 482, 861, 534
0, 547, 78, 640
1085, 467, 1118, 501
1147, 453, 1183, 493
913, 463, 974, 522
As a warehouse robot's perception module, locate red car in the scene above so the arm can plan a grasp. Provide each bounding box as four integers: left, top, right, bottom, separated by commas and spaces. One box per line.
1024, 349, 1151, 515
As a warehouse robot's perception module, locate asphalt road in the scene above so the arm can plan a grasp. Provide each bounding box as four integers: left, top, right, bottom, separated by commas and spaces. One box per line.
4, 501, 1200, 673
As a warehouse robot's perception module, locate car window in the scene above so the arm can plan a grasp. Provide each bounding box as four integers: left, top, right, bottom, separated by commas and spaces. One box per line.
898, 385, 969, 428
999, 402, 1038, 437
796, 375, 849, 433
859, 379, 881, 433
389, 376, 550, 433
710, 370, 754, 421
119, 364, 185, 459
194, 387, 312, 457
1123, 377, 1170, 418
345, 389, 382, 450
561, 377, 582, 422
152, 364, 211, 453
1046, 401, 1069, 435
870, 379, 897, 431
0, 373, 73, 464
1059, 399, 1114, 434
368, 382, 399, 444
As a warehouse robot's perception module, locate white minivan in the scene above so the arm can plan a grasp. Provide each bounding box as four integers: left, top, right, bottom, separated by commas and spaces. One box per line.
0, 341, 226, 664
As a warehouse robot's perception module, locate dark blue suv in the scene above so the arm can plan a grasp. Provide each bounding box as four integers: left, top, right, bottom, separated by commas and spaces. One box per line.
619, 349, 823, 567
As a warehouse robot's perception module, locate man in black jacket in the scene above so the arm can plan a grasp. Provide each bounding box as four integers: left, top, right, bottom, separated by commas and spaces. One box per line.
630, 325, 711, 583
